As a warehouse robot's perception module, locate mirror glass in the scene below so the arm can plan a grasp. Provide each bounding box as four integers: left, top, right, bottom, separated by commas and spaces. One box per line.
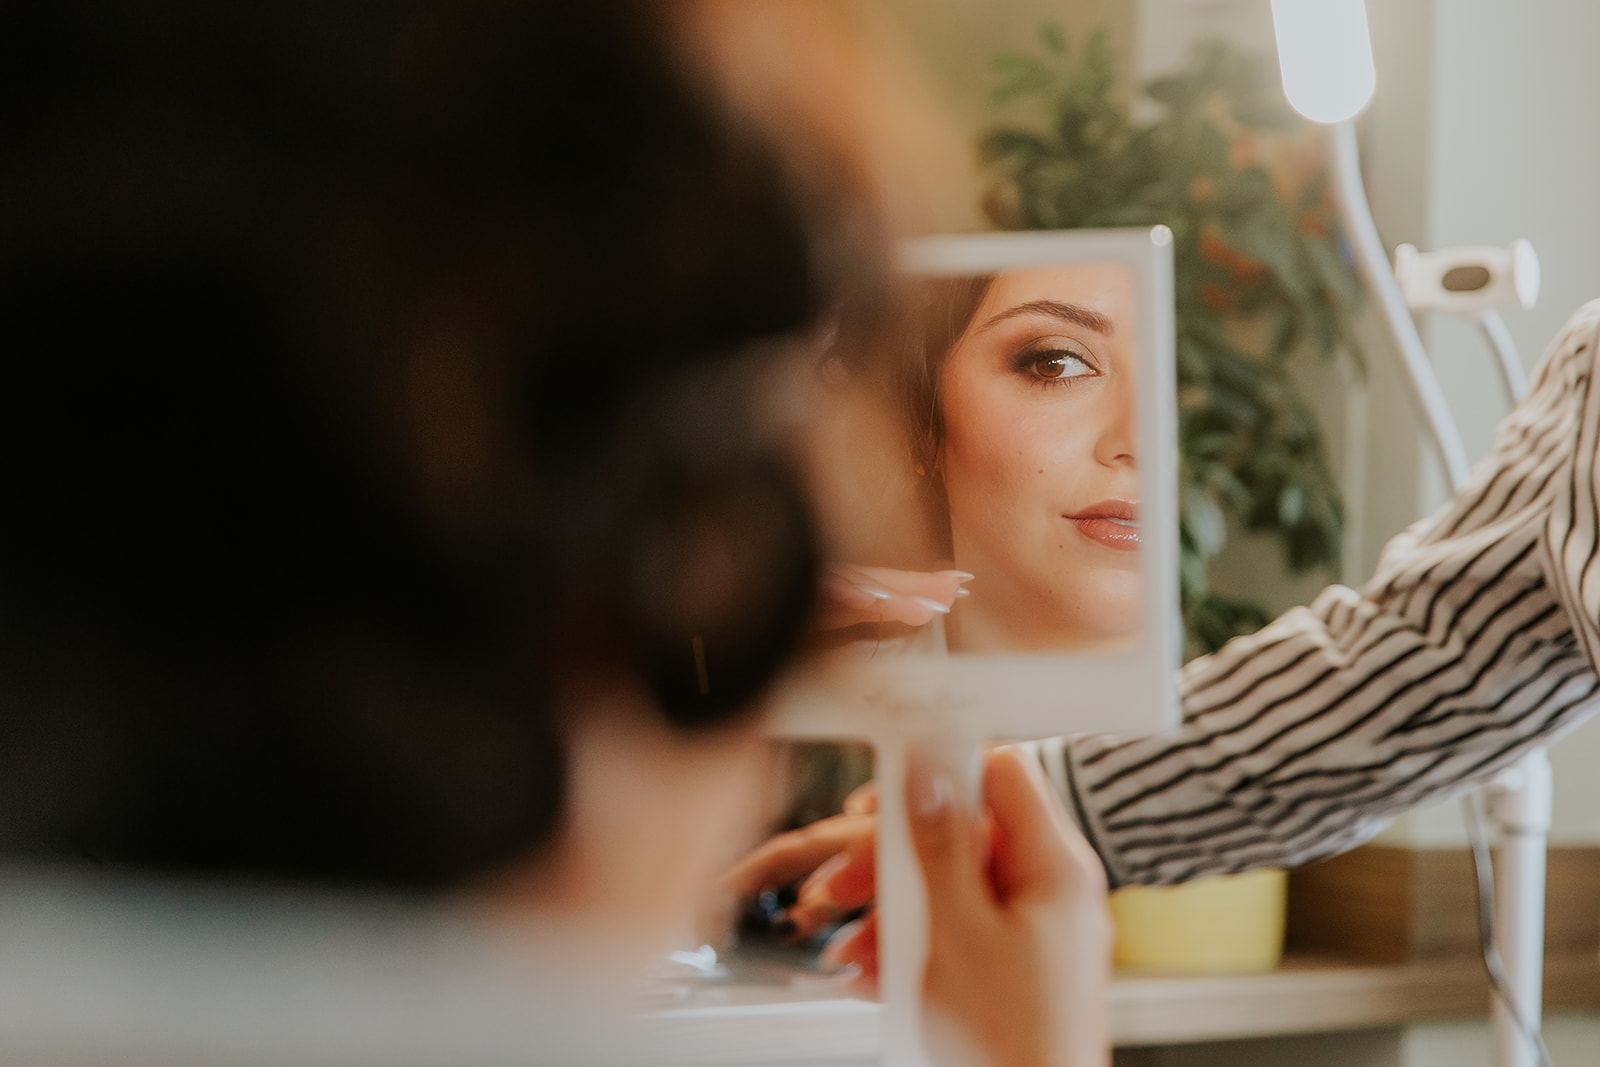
778, 229, 1177, 742
899, 263, 1139, 654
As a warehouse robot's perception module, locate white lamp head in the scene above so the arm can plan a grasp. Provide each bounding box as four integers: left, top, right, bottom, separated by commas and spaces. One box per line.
1270, 0, 1376, 124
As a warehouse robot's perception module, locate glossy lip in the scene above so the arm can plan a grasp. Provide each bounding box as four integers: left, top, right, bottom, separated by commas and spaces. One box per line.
1063, 500, 1140, 552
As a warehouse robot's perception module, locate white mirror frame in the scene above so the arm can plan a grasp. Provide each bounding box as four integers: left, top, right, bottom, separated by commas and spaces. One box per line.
764, 227, 1179, 1067
771, 226, 1180, 743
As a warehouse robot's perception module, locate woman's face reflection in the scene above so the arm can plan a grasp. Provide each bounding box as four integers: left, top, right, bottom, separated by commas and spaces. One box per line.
938, 265, 1139, 652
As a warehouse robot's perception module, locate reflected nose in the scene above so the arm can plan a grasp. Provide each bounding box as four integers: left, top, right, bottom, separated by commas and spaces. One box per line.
1094, 375, 1136, 468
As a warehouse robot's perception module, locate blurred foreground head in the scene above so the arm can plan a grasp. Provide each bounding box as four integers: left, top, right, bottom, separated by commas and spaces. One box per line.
0, 0, 895, 890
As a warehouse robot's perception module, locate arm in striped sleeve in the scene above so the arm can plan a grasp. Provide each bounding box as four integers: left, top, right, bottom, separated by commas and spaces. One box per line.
1030, 299, 1600, 888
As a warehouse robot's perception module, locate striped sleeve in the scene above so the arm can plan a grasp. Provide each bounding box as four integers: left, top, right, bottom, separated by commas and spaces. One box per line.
1035, 299, 1600, 888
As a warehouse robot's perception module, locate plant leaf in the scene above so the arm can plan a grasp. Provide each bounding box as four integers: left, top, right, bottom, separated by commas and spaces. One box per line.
981, 31, 1354, 651
1039, 21, 1067, 56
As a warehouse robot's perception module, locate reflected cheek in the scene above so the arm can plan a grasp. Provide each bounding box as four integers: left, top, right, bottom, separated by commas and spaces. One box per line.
940, 417, 1039, 519
942, 403, 1094, 510
942, 382, 1054, 478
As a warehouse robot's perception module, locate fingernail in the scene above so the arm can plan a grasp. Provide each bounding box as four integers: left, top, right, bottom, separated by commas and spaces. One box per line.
908, 752, 953, 818
833, 575, 893, 605
799, 851, 850, 902
819, 920, 861, 969
953, 588, 969, 598
939, 570, 976, 582
910, 596, 951, 615
823, 960, 862, 984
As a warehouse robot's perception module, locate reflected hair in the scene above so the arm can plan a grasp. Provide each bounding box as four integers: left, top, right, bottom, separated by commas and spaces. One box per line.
887, 274, 995, 553
896, 274, 996, 477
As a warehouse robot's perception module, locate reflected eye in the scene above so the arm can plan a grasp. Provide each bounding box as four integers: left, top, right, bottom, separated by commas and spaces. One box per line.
1012, 341, 1096, 386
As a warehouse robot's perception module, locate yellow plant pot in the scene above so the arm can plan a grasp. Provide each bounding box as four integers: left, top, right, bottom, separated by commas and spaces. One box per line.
1108, 868, 1287, 973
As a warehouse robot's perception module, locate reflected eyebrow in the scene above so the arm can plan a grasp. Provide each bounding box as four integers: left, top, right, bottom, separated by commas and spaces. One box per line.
975, 299, 1113, 335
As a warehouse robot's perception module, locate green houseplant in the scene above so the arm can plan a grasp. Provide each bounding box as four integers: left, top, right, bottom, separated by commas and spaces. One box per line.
982, 28, 1364, 654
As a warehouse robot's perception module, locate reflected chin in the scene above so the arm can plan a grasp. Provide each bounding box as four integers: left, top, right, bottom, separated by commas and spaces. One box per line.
1070, 567, 1143, 643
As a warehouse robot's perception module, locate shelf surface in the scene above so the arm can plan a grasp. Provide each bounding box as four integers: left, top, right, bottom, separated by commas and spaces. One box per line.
641, 949, 1600, 1060
1109, 950, 1600, 1045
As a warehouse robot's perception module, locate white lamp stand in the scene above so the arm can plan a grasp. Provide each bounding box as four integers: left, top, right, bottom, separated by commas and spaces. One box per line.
1326, 117, 1550, 1067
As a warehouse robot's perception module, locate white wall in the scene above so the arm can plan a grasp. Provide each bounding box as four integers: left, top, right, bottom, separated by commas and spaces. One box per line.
1133, 0, 1275, 83
884, 0, 1137, 138
1361, 0, 1600, 849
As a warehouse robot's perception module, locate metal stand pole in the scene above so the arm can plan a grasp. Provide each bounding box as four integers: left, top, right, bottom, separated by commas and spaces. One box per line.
1487, 751, 1553, 1067
1326, 119, 1549, 1067
1325, 121, 1470, 489
1479, 311, 1529, 405
1478, 308, 1548, 1067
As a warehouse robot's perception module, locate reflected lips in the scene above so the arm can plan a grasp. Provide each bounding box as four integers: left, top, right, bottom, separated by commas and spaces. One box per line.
1065, 501, 1140, 551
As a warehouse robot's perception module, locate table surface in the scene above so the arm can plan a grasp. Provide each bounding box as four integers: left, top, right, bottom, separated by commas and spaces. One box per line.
640, 947, 1600, 1061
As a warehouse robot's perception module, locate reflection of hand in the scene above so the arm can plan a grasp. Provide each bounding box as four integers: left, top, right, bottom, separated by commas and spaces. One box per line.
725, 751, 1112, 1066
721, 778, 879, 950
819, 565, 973, 631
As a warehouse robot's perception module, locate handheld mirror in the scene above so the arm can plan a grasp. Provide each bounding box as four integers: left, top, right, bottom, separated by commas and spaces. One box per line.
769, 227, 1180, 1065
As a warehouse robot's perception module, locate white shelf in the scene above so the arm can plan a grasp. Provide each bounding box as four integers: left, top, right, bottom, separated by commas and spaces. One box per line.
642, 951, 1600, 1061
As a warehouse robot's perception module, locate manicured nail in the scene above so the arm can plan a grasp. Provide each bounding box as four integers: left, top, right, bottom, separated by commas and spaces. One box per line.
834, 580, 892, 607
822, 959, 862, 984
908, 752, 953, 818
799, 851, 850, 902
910, 596, 951, 615
939, 570, 976, 582
953, 588, 969, 598
819, 921, 862, 969
839, 577, 892, 601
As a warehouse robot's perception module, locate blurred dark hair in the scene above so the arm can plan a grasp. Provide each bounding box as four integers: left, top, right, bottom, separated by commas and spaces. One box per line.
0, 0, 875, 890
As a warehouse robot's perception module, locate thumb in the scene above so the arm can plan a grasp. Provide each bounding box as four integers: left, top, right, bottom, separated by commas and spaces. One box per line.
983, 746, 1104, 904
842, 779, 878, 815
905, 746, 984, 922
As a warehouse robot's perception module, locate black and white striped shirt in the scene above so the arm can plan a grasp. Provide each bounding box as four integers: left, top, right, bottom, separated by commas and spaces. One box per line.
1032, 299, 1600, 888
